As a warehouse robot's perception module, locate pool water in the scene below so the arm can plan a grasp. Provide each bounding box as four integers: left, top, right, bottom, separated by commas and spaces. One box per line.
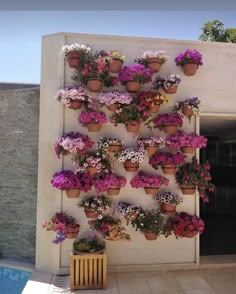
0, 266, 32, 294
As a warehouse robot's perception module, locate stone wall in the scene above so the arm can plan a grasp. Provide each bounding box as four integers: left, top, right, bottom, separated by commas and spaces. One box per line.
0, 87, 40, 263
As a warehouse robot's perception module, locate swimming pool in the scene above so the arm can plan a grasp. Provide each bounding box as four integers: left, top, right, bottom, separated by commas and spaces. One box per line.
0, 266, 32, 294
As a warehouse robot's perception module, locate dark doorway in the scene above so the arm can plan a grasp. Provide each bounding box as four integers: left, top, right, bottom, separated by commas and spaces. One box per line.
200, 116, 236, 255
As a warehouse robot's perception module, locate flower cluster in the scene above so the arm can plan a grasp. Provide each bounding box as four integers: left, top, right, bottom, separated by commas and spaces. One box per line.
154, 191, 183, 206
134, 135, 166, 149
97, 91, 133, 106
108, 50, 126, 61
137, 91, 169, 107
166, 131, 207, 149
42, 212, 80, 244
175, 49, 203, 66
77, 195, 112, 214
54, 131, 94, 158
172, 97, 201, 115
96, 137, 122, 154
115, 148, 145, 163
130, 171, 169, 188
61, 43, 92, 56
141, 50, 169, 63
153, 74, 181, 90
166, 212, 205, 239
78, 110, 107, 126
153, 112, 183, 128
51, 170, 93, 191
119, 64, 153, 84
73, 151, 112, 174
55, 85, 92, 107
116, 202, 142, 219
131, 208, 167, 235
93, 173, 127, 193
175, 157, 215, 202
73, 235, 105, 254
149, 152, 186, 169
89, 214, 131, 241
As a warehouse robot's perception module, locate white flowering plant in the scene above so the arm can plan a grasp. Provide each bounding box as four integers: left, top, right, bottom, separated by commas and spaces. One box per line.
154, 191, 183, 206
77, 195, 112, 215
134, 135, 166, 148
108, 50, 126, 61
114, 148, 145, 164
96, 137, 122, 154
61, 43, 92, 56
97, 91, 133, 107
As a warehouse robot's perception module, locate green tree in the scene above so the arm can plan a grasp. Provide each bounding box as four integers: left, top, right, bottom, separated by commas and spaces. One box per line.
225, 28, 236, 43
198, 20, 226, 42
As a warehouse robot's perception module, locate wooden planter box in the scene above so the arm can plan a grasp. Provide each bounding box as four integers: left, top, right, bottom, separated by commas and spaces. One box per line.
70, 252, 107, 290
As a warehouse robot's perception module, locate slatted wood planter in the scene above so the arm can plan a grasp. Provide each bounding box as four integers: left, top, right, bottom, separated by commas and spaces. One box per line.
70, 252, 107, 290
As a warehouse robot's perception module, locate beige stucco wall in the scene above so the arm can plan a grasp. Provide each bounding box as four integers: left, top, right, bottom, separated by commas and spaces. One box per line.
36, 32, 236, 274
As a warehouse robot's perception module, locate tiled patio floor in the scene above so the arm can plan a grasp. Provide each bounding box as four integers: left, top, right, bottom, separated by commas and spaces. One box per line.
46, 267, 236, 294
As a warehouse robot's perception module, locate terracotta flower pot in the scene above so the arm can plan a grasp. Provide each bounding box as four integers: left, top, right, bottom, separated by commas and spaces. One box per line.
125, 121, 140, 133
107, 103, 120, 111
163, 85, 178, 94
68, 100, 82, 110
144, 145, 159, 156
144, 232, 158, 240
86, 79, 103, 92
65, 189, 81, 198
161, 164, 177, 175
109, 58, 123, 73
181, 105, 194, 118
66, 52, 80, 68
107, 187, 121, 196
66, 226, 80, 239
163, 125, 178, 135
147, 58, 162, 73
125, 81, 141, 92
148, 104, 160, 113
108, 143, 122, 153
144, 187, 159, 195
87, 166, 98, 176
180, 185, 196, 195
84, 207, 99, 219
124, 161, 139, 172
182, 63, 199, 76
161, 203, 176, 216
124, 212, 137, 221
86, 123, 102, 132
181, 231, 195, 238
180, 146, 196, 154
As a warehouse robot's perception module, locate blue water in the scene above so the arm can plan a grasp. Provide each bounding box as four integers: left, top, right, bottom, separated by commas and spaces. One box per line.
0, 266, 32, 294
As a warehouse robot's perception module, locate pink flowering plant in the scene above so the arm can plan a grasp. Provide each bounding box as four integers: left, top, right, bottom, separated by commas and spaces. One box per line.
172, 97, 201, 115
175, 49, 203, 66
134, 135, 166, 149
152, 112, 183, 129
73, 151, 112, 175
93, 173, 127, 193
175, 157, 215, 202
56, 85, 92, 107
96, 137, 122, 154
54, 131, 94, 158
149, 152, 186, 169
137, 91, 169, 108
130, 171, 169, 189
154, 191, 183, 206
166, 131, 207, 149
153, 74, 181, 91
118, 63, 153, 85
42, 212, 80, 244
78, 110, 107, 126
51, 170, 93, 192
89, 214, 131, 241
97, 91, 133, 107
166, 212, 205, 239
77, 195, 112, 214
115, 148, 145, 164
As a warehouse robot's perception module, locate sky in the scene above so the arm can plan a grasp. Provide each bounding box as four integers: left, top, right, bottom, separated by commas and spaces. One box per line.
0, 10, 235, 83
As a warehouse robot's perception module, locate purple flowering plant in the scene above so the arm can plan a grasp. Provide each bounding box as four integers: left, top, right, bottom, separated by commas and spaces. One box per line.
166, 131, 208, 149
42, 212, 80, 244
175, 49, 203, 66
56, 85, 92, 107
78, 110, 107, 126
51, 170, 93, 192
118, 63, 153, 84
54, 131, 94, 158
93, 173, 127, 193
153, 74, 181, 91
130, 171, 169, 188
97, 91, 133, 106
172, 97, 201, 115
152, 112, 183, 128
149, 152, 186, 169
